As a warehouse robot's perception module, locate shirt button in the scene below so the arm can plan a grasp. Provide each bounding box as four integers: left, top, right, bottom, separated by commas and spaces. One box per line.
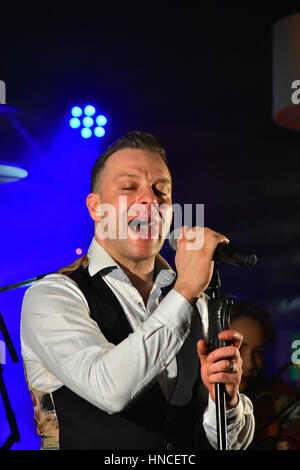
166, 442, 175, 450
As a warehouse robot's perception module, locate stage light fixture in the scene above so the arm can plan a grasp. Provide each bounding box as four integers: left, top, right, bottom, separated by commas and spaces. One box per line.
81, 127, 92, 138
0, 163, 28, 183
69, 105, 108, 138
71, 106, 83, 117
94, 126, 105, 137
84, 105, 96, 116
82, 116, 94, 128
95, 115, 107, 126
69, 117, 81, 129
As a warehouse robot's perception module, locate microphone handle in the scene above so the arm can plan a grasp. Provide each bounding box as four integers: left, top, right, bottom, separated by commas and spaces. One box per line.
214, 243, 257, 267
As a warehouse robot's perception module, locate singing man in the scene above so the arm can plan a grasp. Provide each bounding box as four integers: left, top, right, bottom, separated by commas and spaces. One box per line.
21, 131, 254, 450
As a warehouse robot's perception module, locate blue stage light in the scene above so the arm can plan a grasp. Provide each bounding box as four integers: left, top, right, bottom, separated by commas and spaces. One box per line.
94, 126, 106, 137
81, 127, 92, 138
71, 106, 83, 117
70, 105, 107, 138
82, 116, 94, 128
84, 105, 96, 116
69, 117, 81, 128
95, 115, 108, 126
0, 163, 28, 183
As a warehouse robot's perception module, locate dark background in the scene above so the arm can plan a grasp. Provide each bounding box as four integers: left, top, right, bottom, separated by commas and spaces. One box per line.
0, 6, 299, 449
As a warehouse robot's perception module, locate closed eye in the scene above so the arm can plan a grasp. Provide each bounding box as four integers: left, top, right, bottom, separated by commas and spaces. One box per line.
152, 185, 169, 198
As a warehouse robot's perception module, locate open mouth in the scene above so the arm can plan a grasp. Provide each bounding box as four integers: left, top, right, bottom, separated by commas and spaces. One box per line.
128, 217, 161, 238
129, 218, 155, 230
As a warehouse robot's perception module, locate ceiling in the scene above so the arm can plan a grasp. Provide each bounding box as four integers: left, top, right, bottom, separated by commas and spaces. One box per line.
0, 6, 299, 318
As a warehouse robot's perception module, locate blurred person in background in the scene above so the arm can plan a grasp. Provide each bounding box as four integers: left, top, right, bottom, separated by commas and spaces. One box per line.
230, 299, 300, 450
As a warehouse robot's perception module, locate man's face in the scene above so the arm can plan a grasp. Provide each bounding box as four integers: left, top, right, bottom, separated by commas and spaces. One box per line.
94, 148, 173, 263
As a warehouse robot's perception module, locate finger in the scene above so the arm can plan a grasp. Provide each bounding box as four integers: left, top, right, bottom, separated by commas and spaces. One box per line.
176, 225, 190, 247
204, 227, 230, 245
208, 371, 238, 386
207, 345, 240, 363
218, 329, 243, 350
207, 359, 237, 375
185, 226, 204, 250
180, 227, 230, 246
197, 339, 209, 365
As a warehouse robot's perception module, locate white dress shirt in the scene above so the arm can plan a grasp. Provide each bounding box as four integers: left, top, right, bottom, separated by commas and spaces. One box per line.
21, 237, 254, 449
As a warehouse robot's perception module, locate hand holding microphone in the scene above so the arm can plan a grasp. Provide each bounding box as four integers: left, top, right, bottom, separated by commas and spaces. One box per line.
170, 226, 257, 303
171, 226, 229, 303
169, 227, 257, 266
170, 226, 255, 418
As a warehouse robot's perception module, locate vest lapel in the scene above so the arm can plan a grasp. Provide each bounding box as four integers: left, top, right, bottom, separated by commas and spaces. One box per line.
69, 266, 133, 344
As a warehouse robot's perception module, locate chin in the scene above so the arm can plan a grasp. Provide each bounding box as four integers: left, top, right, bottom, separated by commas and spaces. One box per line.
127, 237, 163, 259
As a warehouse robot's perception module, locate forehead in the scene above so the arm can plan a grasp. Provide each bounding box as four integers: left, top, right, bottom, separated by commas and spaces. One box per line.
104, 148, 171, 180
231, 317, 264, 343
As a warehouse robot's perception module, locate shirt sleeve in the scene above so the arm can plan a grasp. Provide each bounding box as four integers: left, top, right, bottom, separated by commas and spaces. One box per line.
21, 274, 195, 414
203, 393, 255, 449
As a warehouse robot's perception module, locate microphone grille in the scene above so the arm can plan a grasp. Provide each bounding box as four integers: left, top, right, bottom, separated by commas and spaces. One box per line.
246, 254, 257, 266
169, 228, 182, 251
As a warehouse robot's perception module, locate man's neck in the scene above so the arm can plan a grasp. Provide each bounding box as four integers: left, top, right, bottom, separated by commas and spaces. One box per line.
120, 262, 155, 306
118, 259, 155, 284
116, 259, 156, 307
97, 239, 157, 305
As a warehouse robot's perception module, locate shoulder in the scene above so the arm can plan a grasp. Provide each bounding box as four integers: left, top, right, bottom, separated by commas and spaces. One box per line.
22, 272, 89, 314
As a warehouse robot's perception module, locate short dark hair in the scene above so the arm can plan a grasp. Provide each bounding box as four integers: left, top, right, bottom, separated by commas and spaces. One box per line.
230, 299, 276, 345
91, 131, 170, 193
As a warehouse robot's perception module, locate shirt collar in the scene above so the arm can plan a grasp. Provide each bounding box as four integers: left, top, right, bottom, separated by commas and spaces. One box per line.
87, 237, 176, 287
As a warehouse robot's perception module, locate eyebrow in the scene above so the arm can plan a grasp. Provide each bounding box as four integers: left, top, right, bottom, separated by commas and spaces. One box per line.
115, 173, 171, 184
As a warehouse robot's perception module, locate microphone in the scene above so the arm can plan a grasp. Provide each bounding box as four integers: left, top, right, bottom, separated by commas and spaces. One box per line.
168, 228, 257, 267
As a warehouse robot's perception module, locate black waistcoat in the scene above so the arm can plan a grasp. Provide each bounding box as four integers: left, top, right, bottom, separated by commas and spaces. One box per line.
52, 265, 201, 450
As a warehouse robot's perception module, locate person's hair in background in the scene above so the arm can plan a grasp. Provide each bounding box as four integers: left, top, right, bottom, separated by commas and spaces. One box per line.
229, 299, 276, 394
230, 299, 276, 344
91, 131, 171, 194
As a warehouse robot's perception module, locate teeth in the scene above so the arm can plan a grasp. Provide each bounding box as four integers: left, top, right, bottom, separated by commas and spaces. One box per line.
129, 219, 154, 230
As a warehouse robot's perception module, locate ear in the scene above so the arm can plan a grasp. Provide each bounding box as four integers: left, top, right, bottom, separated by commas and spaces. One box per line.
86, 192, 102, 222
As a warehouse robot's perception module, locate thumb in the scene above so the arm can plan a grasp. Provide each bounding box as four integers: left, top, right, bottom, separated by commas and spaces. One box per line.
176, 225, 189, 248
197, 339, 209, 366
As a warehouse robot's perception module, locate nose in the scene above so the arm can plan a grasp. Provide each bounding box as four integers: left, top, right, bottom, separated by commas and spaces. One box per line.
135, 183, 158, 206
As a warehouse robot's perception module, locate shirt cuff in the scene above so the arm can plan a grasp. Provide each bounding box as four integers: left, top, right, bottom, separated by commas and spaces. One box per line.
205, 393, 243, 424
151, 288, 195, 339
